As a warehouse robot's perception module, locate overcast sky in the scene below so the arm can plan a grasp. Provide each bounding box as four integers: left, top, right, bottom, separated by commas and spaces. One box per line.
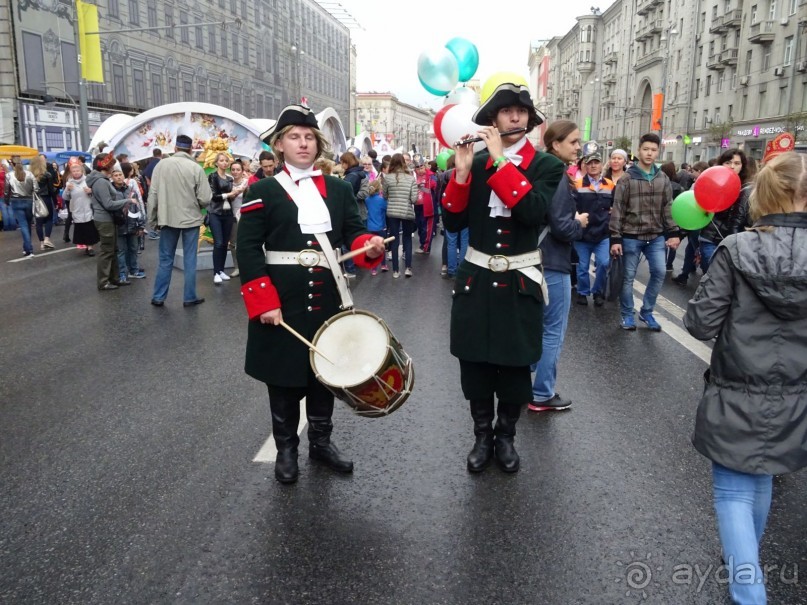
326, 0, 617, 110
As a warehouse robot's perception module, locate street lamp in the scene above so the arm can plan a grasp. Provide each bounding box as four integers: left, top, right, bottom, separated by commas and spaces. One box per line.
659, 26, 678, 156
290, 42, 305, 104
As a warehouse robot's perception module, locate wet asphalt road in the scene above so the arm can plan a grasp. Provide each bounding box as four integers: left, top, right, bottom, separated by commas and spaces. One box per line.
0, 226, 805, 605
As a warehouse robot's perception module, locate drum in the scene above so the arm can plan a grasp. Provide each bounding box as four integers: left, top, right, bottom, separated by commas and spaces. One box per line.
310, 309, 414, 418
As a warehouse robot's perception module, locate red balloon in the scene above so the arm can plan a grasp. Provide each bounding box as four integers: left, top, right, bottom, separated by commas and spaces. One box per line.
433, 104, 455, 149
693, 166, 741, 213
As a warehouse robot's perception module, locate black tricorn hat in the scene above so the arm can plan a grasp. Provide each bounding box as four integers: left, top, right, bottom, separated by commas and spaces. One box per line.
260, 104, 319, 144
472, 82, 545, 130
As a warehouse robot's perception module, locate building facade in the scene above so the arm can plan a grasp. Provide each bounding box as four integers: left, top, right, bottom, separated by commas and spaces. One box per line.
532, 0, 807, 163
356, 93, 435, 157
0, 0, 354, 150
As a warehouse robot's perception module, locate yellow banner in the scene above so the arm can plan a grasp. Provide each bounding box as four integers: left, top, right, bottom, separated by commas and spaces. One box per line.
77, 0, 103, 82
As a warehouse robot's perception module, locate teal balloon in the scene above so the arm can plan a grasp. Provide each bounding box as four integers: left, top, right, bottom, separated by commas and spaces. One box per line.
261, 142, 271, 151
417, 48, 459, 96
671, 190, 714, 230
445, 38, 480, 82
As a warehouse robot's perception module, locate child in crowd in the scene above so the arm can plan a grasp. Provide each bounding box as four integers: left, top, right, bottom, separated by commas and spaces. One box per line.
111, 167, 146, 282
364, 178, 388, 275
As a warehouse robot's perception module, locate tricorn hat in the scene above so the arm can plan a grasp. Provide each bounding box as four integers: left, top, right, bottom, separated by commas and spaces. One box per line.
473, 73, 544, 129
261, 104, 319, 144
762, 132, 795, 164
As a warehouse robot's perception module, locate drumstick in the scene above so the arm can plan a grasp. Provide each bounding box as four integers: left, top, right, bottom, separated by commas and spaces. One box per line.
336, 236, 395, 264
279, 320, 335, 364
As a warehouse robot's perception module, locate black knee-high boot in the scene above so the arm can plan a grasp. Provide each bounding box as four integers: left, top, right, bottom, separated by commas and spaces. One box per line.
268, 388, 301, 484
494, 401, 522, 473
467, 397, 495, 472
306, 391, 353, 473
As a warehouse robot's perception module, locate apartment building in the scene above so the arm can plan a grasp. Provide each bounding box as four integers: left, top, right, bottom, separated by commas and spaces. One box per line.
356, 93, 434, 157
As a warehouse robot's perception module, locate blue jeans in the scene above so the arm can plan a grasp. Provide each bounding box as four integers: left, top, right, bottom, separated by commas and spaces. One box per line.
387, 216, 414, 272
152, 226, 199, 303
678, 231, 701, 278
116, 232, 140, 276
445, 227, 469, 275
620, 236, 666, 318
531, 270, 571, 401
573, 239, 610, 296
1, 199, 18, 230
699, 238, 719, 273
11, 199, 34, 254
208, 212, 235, 274
712, 462, 772, 605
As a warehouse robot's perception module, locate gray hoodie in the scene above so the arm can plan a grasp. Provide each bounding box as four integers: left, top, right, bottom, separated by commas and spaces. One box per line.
86, 170, 126, 222
684, 213, 807, 475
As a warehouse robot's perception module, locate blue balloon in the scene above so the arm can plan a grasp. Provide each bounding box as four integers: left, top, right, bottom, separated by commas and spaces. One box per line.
445, 38, 480, 82
417, 48, 459, 96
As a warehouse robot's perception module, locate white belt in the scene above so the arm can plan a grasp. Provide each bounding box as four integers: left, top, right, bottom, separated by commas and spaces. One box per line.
464, 246, 549, 304
265, 249, 332, 269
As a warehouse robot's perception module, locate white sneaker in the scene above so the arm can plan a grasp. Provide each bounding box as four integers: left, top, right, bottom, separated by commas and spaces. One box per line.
214, 273, 223, 284
230, 269, 240, 277
217, 271, 231, 281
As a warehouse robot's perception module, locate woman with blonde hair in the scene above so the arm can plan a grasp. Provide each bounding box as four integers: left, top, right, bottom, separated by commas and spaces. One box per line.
684, 151, 807, 605
207, 152, 245, 284
30, 155, 57, 250
3, 156, 36, 257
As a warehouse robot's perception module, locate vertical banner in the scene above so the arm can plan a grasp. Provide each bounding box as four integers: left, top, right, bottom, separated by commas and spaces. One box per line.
583, 117, 592, 142
77, 0, 104, 82
651, 93, 663, 131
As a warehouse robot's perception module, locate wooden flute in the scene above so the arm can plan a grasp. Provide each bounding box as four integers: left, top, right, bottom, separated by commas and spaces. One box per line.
455, 127, 528, 146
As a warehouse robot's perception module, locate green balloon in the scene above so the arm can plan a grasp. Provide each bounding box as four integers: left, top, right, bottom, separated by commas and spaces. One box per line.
436, 150, 452, 171
671, 190, 714, 230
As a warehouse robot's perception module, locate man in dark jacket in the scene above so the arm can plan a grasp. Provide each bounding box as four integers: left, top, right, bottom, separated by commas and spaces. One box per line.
609, 133, 680, 331
443, 76, 565, 474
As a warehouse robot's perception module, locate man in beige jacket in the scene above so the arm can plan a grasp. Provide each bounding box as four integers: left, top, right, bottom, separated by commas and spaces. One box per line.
148, 134, 212, 307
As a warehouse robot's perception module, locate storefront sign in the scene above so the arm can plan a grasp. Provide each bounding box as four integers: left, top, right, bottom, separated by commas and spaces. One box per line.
734, 123, 805, 137
37, 108, 69, 124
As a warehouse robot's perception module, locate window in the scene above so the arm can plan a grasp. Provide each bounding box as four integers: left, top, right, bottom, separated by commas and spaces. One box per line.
112, 64, 126, 105
706, 75, 712, 95
197, 82, 206, 103
147, 0, 157, 27
728, 104, 733, 120
209, 82, 219, 105
699, 11, 706, 32
128, 0, 139, 24
784, 36, 794, 65
745, 49, 753, 73
151, 71, 163, 105
21, 32, 45, 93
243, 37, 249, 66
696, 45, 703, 65
183, 79, 192, 101
195, 17, 204, 49
180, 11, 189, 44
241, 0, 247, 17
168, 76, 178, 103
703, 110, 709, 128
208, 26, 216, 53
741, 94, 747, 118
717, 72, 725, 92
768, 0, 776, 20
232, 33, 239, 61
721, 35, 727, 51
222, 88, 230, 108
233, 87, 242, 113
709, 40, 715, 56
256, 93, 263, 116
165, 6, 174, 39
724, 0, 731, 10
221, 32, 228, 57
133, 67, 146, 106
715, 107, 721, 122
759, 90, 766, 114
751, 4, 758, 21
711, 5, 717, 19
763, 46, 771, 70
108, 0, 119, 18
779, 88, 788, 114
230, 0, 237, 12
789, 0, 797, 14
693, 111, 698, 129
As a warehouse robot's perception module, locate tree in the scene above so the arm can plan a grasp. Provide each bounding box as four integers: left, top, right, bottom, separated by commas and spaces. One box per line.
783, 111, 807, 142
707, 119, 734, 145
614, 136, 631, 152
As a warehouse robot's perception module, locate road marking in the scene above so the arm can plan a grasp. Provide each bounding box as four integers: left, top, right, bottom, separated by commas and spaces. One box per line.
7, 246, 80, 263
253, 410, 308, 463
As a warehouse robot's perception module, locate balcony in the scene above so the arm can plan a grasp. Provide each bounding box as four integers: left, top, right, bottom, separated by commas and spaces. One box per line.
602, 91, 616, 105
648, 18, 662, 34
603, 73, 617, 84
636, 0, 661, 15
577, 60, 595, 73
634, 48, 664, 70
723, 8, 743, 29
720, 47, 738, 65
603, 51, 618, 65
706, 53, 725, 70
748, 20, 775, 44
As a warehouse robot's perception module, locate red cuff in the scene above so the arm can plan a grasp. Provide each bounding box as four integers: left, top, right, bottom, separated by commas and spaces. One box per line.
487, 163, 532, 208
240, 276, 281, 320
443, 172, 472, 213
350, 233, 383, 269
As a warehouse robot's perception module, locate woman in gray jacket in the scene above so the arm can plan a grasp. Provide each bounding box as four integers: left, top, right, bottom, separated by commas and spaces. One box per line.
87, 152, 128, 290
684, 151, 807, 605
382, 153, 417, 278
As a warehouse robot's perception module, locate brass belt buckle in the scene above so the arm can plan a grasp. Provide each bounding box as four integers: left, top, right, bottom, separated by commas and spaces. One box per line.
488, 254, 510, 272
297, 249, 320, 267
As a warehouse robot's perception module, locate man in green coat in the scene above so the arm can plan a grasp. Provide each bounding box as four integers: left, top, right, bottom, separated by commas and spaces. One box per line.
443, 76, 565, 474
237, 105, 385, 484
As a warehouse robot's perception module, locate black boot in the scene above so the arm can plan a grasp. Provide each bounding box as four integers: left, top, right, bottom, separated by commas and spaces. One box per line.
307, 396, 353, 473
494, 401, 522, 473
269, 390, 301, 484
467, 397, 495, 472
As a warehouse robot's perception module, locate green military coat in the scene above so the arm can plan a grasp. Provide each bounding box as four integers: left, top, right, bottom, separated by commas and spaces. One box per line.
442, 144, 565, 366
236, 174, 373, 387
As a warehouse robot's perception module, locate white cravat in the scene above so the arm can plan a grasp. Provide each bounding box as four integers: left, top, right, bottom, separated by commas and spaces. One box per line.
488, 136, 527, 218
284, 163, 332, 234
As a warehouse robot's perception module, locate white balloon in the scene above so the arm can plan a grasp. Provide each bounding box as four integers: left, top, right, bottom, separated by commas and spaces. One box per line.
438, 104, 485, 152
445, 86, 480, 107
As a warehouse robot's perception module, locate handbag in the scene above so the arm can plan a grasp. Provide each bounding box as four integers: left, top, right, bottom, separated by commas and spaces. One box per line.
605, 253, 624, 302
33, 191, 49, 218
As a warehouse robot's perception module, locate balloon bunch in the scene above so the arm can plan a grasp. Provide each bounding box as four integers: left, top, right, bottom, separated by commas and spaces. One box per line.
670, 166, 741, 230
417, 38, 479, 97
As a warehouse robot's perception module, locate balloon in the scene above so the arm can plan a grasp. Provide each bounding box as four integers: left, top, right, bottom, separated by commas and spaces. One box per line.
417, 48, 459, 96
435, 150, 452, 171
693, 166, 742, 213
433, 104, 455, 149
671, 190, 714, 230
444, 85, 480, 107
435, 104, 485, 153
479, 71, 530, 105
445, 38, 480, 82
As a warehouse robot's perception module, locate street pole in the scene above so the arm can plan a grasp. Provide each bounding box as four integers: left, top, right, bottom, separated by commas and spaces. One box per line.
73, 0, 91, 151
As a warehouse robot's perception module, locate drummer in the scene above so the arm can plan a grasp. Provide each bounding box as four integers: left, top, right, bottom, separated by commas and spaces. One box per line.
443, 75, 566, 473
237, 104, 385, 484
